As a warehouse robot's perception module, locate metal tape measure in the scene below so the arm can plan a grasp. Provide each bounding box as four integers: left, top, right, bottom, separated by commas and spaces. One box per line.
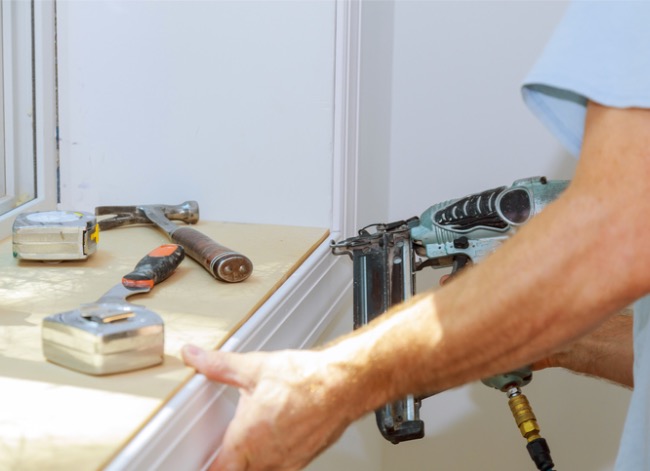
12, 210, 99, 261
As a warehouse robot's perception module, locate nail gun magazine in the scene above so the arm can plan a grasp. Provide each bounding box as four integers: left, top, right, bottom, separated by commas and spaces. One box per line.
330, 176, 568, 470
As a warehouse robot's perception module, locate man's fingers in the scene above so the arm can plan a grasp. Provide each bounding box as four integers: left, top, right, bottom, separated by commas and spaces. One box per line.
182, 344, 257, 390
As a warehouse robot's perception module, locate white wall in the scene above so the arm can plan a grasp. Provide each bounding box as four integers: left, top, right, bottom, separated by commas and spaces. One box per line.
386, 0, 578, 221
56, 0, 336, 228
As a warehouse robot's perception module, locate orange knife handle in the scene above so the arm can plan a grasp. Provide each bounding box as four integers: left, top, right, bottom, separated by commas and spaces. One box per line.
122, 244, 185, 289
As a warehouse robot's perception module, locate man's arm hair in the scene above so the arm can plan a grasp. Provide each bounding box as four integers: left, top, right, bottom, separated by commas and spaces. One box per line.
533, 310, 634, 388
325, 102, 650, 409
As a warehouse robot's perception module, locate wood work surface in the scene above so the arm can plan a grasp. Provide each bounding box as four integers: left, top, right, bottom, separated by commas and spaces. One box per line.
0, 221, 328, 471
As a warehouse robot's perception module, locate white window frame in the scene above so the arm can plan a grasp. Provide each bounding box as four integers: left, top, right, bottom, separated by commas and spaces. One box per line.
105, 1, 361, 469
0, 0, 57, 240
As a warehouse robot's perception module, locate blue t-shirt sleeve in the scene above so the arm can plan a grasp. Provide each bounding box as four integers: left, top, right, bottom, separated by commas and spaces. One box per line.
522, 0, 650, 156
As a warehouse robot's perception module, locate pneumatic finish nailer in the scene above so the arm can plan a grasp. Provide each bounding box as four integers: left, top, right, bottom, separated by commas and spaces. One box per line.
331, 176, 568, 471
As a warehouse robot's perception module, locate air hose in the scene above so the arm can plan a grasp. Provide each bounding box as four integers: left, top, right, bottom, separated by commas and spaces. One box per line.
506, 386, 556, 471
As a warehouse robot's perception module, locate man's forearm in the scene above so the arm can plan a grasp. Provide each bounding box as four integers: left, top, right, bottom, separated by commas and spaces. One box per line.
326, 190, 642, 411
323, 103, 650, 414
545, 311, 634, 388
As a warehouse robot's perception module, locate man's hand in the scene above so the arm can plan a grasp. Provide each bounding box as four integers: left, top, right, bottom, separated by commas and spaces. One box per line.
181, 345, 355, 471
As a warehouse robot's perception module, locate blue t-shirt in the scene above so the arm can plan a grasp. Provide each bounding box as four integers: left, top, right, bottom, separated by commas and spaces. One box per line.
522, 1, 650, 469
523, 0, 650, 156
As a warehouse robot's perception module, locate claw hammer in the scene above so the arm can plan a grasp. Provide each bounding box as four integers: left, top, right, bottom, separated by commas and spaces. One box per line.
96, 201, 253, 283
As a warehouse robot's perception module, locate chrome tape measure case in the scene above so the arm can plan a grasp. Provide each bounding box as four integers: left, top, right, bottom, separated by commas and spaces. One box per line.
12, 210, 99, 260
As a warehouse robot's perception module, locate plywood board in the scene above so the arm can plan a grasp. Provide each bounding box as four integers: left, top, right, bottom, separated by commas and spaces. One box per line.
0, 222, 328, 470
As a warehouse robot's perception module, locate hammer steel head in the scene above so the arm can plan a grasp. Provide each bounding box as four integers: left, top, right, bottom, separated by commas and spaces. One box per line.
142, 201, 199, 225
95, 201, 200, 230
42, 303, 164, 375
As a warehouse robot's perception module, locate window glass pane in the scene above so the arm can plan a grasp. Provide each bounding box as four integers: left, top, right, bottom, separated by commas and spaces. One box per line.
0, 1, 36, 215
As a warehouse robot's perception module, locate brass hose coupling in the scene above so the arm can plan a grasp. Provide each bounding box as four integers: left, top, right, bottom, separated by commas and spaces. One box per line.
506, 386, 556, 470
507, 386, 542, 442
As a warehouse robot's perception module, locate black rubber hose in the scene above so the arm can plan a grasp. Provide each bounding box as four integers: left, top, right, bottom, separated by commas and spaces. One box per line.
526, 437, 556, 471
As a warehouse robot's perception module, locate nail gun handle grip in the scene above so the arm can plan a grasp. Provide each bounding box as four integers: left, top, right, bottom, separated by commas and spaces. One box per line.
123, 244, 185, 289
171, 227, 253, 283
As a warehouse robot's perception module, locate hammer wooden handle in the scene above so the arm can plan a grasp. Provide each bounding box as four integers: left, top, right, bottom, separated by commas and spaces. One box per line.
171, 227, 253, 283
